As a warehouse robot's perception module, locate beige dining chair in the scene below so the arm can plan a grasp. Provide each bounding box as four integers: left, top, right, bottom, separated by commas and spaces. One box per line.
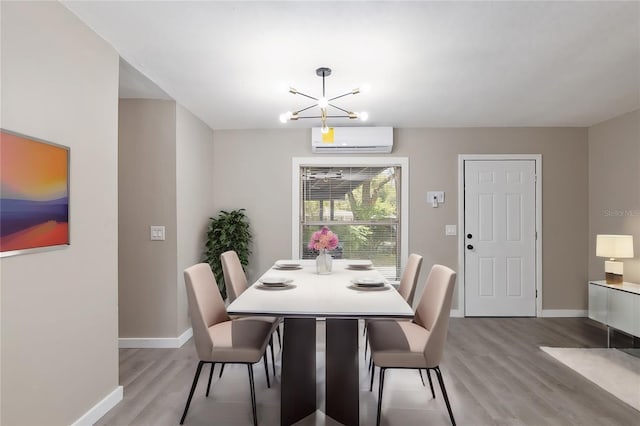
367, 264, 457, 426
221, 250, 282, 351
181, 263, 275, 426
396, 253, 424, 306
364, 253, 423, 358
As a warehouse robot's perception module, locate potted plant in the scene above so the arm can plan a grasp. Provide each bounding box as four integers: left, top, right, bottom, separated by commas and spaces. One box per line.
203, 209, 252, 300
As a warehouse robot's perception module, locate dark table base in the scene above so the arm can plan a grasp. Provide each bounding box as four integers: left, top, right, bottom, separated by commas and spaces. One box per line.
281, 317, 360, 426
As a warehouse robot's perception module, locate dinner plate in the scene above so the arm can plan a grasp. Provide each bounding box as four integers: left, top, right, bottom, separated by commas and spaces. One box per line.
259, 276, 293, 287
348, 260, 373, 267
346, 260, 373, 270
351, 278, 385, 287
346, 265, 373, 270
348, 284, 389, 291
273, 265, 303, 270
256, 283, 295, 290
273, 260, 302, 270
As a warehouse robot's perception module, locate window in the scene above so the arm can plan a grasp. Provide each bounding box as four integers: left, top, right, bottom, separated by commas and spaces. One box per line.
293, 158, 408, 281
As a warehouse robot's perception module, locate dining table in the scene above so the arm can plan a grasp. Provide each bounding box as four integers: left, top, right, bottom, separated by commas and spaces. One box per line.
226, 259, 414, 426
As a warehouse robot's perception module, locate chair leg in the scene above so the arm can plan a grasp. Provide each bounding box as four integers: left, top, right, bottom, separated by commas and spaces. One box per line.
426, 369, 435, 399
180, 361, 204, 424
376, 367, 386, 426
248, 365, 258, 426
434, 366, 456, 426
369, 355, 373, 373
369, 365, 376, 391
206, 362, 216, 397
419, 369, 425, 386
364, 339, 368, 359
269, 336, 276, 377
364, 327, 369, 359
275, 325, 282, 347
263, 352, 271, 388
218, 363, 225, 378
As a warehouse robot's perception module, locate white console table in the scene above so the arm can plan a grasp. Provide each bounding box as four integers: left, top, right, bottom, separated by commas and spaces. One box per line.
588, 280, 640, 347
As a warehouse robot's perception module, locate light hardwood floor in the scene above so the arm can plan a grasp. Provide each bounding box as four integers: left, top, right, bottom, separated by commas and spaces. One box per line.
97, 318, 639, 425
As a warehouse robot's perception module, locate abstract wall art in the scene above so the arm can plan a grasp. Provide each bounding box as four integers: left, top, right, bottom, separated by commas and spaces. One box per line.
1, 129, 70, 257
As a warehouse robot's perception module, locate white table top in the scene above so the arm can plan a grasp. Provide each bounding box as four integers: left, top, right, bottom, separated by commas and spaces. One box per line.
589, 280, 640, 295
227, 259, 415, 319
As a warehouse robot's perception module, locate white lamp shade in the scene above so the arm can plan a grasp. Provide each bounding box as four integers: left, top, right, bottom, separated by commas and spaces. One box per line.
596, 234, 634, 258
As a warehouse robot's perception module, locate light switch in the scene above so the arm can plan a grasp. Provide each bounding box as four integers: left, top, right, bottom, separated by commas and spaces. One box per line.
445, 225, 457, 236
150, 225, 165, 241
427, 191, 445, 207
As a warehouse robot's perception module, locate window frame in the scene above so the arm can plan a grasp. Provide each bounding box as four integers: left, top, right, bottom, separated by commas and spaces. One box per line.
292, 157, 409, 281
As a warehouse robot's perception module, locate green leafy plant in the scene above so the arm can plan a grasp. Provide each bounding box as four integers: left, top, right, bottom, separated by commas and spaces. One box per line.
203, 209, 252, 300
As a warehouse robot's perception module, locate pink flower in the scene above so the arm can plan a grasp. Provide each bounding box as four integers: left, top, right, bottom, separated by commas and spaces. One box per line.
308, 226, 339, 251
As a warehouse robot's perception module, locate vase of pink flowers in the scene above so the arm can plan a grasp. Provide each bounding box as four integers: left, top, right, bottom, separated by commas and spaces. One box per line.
308, 226, 339, 274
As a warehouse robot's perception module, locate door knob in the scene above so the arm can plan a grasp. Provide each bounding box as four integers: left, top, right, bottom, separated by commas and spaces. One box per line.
467, 244, 474, 250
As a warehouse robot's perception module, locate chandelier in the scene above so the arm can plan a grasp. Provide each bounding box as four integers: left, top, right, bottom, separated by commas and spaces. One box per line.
279, 67, 369, 134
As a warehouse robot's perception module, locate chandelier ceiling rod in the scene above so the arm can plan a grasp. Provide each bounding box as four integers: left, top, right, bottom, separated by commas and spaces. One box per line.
320, 67, 327, 99
280, 67, 369, 133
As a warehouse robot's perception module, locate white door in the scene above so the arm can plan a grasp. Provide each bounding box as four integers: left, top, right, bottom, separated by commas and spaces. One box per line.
464, 160, 536, 316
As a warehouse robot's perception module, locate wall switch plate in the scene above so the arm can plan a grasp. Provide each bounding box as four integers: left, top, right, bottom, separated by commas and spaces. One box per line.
427, 191, 445, 207
427, 191, 445, 203
150, 225, 165, 241
445, 225, 457, 236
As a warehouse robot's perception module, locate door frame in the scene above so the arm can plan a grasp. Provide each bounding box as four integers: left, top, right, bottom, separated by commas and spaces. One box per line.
457, 154, 542, 317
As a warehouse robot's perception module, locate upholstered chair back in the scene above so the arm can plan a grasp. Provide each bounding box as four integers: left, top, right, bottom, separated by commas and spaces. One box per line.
221, 250, 248, 302
184, 263, 230, 361
413, 264, 456, 367
397, 253, 423, 306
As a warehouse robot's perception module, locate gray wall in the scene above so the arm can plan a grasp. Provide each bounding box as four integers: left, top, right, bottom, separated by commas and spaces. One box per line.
176, 104, 215, 334
212, 129, 307, 280
588, 109, 640, 283
1, 2, 120, 424
119, 99, 178, 337
212, 127, 589, 311
119, 99, 214, 338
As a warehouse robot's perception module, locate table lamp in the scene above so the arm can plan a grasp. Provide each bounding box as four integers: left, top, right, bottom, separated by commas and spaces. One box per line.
596, 234, 634, 284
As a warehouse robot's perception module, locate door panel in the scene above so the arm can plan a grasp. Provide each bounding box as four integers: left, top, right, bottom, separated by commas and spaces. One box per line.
465, 160, 536, 316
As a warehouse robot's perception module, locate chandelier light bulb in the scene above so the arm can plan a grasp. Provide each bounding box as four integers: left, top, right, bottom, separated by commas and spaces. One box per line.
321, 125, 330, 134
279, 111, 293, 123
360, 83, 371, 93
318, 97, 328, 108
359, 111, 369, 121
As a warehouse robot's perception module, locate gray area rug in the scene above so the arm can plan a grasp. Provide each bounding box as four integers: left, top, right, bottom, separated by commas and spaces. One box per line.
541, 347, 640, 412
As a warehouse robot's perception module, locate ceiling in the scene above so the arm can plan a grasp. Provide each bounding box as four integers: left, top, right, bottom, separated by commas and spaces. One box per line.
63, 1, 640, 130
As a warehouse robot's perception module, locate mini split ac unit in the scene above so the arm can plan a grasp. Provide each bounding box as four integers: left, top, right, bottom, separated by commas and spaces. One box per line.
311, 127, 393, 154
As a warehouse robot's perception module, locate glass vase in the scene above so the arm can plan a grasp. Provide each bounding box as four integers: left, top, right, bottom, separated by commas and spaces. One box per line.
316, 249, 333, 274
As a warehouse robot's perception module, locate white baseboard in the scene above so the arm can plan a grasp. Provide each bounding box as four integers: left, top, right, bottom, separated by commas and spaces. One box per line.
118, 327, 193, 348
177, 327, 194, 346
449, 309, 587, 318
541, 309, 587, 318
71, 385, 123, 426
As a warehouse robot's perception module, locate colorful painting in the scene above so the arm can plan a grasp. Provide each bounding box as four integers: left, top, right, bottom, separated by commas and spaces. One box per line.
0, 129, 69, 256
